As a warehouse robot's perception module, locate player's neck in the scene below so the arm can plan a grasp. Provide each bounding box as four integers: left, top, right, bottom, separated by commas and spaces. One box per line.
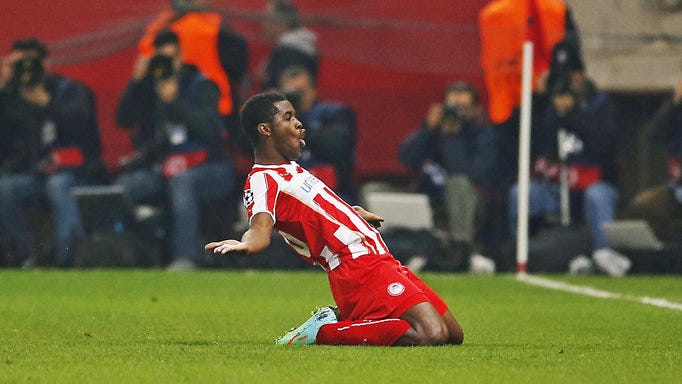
253, 148, 290, 166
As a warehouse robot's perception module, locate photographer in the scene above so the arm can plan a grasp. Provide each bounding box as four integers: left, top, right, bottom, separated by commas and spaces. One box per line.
137, 0, 248, 132
399, 82, 498, 272
115, 29, 235, 270
0, 38, 104, 267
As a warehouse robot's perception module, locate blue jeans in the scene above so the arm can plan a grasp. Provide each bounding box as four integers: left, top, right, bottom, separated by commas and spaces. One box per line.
0, 171, 85, 265
508, 179, 619, 249
116, 159, 234, 263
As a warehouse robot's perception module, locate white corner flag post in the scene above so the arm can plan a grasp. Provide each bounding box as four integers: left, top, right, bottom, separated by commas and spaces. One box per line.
516, 40, 534, 276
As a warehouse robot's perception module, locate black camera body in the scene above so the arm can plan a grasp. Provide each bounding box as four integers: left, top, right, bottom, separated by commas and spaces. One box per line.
12, 57, 45, 88
147, 55, 175, 81
442, 103, 465, 122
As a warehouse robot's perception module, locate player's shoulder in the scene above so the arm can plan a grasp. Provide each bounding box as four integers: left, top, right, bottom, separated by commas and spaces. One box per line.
247, 166, 284, 183
248, 162, 305, 181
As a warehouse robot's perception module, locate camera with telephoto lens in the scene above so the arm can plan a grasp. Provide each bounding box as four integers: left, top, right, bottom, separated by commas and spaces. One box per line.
12, 57, 45, 88
146, 54, 175, 82
442, 103, 465, 122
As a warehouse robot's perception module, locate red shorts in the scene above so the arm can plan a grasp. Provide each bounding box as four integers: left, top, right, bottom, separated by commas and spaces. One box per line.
327, 253, 449, 321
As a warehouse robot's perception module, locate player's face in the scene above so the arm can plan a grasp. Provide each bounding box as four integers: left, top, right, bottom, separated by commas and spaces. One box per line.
270, 100, 305, 161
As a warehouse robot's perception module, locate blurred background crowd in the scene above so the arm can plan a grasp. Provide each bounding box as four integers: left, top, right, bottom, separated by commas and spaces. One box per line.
1, 0, 682, 274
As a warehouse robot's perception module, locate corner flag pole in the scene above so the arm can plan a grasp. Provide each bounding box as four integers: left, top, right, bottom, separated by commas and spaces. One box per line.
516, 0, 537, 275
516, 41, 533, 275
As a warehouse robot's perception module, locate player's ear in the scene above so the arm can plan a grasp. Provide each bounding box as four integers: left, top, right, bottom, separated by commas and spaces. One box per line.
258, 122, 272, 137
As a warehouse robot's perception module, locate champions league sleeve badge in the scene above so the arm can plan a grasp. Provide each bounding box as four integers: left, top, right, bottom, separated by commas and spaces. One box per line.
243, 189, 254, 207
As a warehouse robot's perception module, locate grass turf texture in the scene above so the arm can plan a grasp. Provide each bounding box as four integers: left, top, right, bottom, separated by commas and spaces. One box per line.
1, 270, 681, 383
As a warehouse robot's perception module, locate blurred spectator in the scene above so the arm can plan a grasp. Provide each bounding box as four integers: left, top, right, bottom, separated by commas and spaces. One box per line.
507, 74, 630, 276
0, 38, 105, 267
261, 0, 319, 91
138, 0, 248, 132
398, 82, 498, 273
531, 39, 585, 129
622, 80, 682, 243
277, 66, 357, 203
116, 30, 234, 270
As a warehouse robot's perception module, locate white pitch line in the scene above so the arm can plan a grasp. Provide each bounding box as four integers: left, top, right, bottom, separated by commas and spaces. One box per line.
516, 274, 682, 312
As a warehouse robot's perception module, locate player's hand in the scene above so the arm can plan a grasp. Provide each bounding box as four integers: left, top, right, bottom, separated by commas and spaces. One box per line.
352, 206, 384, 228
204, 239, 248, 255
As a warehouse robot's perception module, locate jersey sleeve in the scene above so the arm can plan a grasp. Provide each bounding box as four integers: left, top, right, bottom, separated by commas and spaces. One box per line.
243, 171, 280, 224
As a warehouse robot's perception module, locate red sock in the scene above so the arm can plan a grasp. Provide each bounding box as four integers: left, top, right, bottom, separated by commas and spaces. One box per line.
316, 318, 411, 346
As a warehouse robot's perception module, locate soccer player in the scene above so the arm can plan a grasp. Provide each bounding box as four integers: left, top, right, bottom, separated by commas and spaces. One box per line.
205, 91, 464, 346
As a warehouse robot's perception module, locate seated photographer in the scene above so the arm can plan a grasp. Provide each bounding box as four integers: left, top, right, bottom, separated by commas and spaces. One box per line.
276, 65, 358, 203
0, 38, 105, 267
137, 0, 249, 133
115, 29, 235, 270
398, 82, 498, 272
507, 75, 630, 276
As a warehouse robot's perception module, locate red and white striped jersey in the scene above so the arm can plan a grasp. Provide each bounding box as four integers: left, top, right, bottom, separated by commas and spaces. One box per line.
243, 161, 389, 270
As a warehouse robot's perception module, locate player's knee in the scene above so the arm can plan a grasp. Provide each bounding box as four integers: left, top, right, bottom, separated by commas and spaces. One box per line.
419, 322, 449, 346
451, 327, 464, 345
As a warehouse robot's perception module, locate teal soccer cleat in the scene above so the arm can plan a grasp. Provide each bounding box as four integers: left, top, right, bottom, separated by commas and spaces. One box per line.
275, 306, 338, 346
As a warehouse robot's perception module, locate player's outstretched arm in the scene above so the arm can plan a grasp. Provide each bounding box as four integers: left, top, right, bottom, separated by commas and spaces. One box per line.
205, 212, 274, 255
352, 206, 384, 228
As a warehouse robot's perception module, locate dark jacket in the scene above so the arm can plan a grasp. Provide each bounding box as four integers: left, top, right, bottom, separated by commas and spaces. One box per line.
533, 89, 620, 184
116, 65, 224, 165
646, 99, 682, 157
216, 25, 249, 87
399, 120, 498, 189
0, 74, 103, 176
297, 100, 357, 195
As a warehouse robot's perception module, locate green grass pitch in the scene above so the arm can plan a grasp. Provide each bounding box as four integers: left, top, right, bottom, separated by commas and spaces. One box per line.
1, 270, 681, 383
